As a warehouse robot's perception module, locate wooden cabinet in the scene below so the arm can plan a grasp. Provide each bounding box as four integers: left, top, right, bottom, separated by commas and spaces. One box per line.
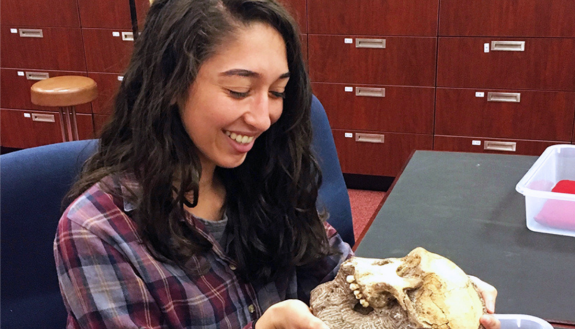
279, 0, 306, 33
439, 0, 575, 38
88, 73, 124, 115
308, 0, 439, 36
83, 29, 135, 73
437, 37, 575, 91
1, 68, 91, 113
1, 108, 66, 148
435, 88, 575, 142
309, 35, 436, 86
312, 83, 434, 134
1, 27, 86, 71
434, 136, 559, 156
78, 0, 150, 29
333, 129, 433, 176
1, 0, 80, 27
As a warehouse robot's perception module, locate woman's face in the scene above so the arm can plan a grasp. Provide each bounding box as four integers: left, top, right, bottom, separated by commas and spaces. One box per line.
181, 22, 290, 170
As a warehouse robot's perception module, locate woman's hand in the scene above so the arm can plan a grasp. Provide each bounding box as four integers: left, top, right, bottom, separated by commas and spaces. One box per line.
255, 300, 329, 329
470, 276, 501, 329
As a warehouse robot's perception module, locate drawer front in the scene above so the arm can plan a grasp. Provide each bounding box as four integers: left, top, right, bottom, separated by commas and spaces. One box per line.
439, 0, 575, 37
313, 83, 434, 134
1, 0, 80, 27
308, 0, 439, 36
78, 0, 150, 29
437, 37, 575, 91
434, 135, 560, 156
333, 129, 433, 176
279, 0, 306, 33
1, 69, 91, 113
309, 35, 436, 86
93, 114, 112, 137
435, 88, 575, 142
76, 113, 95, 140
1, 108, 64, 148
83, 29, 135, 73
1, 27, 86, 71
88, 72, 124, 115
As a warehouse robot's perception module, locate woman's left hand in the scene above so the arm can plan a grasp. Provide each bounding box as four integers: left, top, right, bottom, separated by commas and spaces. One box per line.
469, 276, 501, 329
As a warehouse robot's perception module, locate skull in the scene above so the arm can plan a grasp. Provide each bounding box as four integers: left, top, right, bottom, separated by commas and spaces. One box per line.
310, 247, 485, 329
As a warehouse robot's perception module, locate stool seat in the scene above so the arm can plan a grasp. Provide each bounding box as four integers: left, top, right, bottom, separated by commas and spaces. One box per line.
31, 76, 98, 107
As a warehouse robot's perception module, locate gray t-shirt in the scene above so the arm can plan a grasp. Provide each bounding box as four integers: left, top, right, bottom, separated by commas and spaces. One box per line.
197, 213, 228, 245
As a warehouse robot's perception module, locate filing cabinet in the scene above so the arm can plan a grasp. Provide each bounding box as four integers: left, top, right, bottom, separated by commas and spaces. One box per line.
1, 0, 150, 148
307, 0, 437, 177
435, 0, 575, 156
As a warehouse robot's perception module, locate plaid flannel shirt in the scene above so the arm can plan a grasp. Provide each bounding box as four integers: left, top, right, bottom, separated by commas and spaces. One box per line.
54, 175, 353, 328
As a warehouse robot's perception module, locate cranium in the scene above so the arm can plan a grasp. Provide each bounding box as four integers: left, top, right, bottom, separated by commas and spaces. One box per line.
310, 247, 485, 329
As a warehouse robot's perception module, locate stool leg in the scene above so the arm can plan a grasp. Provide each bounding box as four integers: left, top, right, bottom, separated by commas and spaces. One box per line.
59, 106, 79, 141
58, 108, 70, 142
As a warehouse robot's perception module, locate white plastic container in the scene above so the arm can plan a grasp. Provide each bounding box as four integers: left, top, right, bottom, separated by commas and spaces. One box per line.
516, 144, 575, 237
495, 314, 554, 329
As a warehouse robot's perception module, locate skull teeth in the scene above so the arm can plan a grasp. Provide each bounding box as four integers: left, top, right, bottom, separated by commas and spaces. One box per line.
349, 283, 359, 291
360, 299, 370, 308
346, 275, 355, 283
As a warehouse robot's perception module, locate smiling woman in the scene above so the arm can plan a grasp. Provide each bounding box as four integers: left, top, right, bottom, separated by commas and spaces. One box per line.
53, 0, 354, 328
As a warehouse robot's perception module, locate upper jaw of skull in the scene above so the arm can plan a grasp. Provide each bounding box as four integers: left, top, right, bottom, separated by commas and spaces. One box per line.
343, 254, 424, 313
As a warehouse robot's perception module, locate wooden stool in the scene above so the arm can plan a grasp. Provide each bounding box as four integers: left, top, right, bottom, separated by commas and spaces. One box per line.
30, 76, 98, 142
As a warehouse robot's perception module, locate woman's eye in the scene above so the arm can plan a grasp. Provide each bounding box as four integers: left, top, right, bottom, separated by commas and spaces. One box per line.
270, 91, 286, 99
228, 90, 250, 99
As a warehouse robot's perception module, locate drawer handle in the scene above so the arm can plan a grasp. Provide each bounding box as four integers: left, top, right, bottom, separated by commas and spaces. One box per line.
484, 141, 516, 152
487, 92, 521, 103
491, 41, 525, 52
26, 72, 50, 80
19, 28, 43, 38
355, 87, 385, 98
32, 113, 56, 123
355, 38, 386, 49
355, 133, 384, 144
122, 32, 134, 41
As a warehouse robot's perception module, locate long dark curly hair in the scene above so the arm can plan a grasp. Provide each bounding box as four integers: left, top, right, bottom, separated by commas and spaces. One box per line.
66, 0, 330, 282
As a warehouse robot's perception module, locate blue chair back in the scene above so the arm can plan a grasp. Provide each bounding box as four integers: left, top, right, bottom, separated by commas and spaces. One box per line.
310, 95, 355, 246
0, 140, 98, 329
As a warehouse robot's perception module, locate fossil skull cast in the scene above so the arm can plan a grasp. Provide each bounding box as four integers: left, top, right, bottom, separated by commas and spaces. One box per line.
310, 247, 485, 329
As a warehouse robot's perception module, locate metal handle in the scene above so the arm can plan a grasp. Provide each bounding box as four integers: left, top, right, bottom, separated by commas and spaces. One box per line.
25, 72, 50, 80
122, 32, 134, 41
31, 113, 55, 123
355, 38, 386, 49
19, 28, 43, 38
487, 92, 521, 103
484, 141, 517, 152
491, 41, 525, 52
355, 133, 385, 144
355, 87, 385, 98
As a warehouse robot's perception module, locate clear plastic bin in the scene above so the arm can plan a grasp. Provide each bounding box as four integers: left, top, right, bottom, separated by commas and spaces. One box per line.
516, 144, 575, 237
495, 314, 554, 329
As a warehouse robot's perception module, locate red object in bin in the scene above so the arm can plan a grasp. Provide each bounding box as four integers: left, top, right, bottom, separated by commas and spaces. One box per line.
534, 180, 575, 230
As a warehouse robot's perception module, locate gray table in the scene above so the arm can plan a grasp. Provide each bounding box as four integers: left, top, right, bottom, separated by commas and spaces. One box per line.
354, 151, 575, 325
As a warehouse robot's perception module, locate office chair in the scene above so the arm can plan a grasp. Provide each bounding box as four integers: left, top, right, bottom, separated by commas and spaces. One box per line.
0, 95, 353, 328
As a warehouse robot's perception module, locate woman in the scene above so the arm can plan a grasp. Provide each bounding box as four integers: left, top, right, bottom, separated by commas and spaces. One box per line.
54, 0, 501, 328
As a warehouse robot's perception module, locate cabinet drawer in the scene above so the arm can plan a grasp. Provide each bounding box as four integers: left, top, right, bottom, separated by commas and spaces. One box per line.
435, 88, 575, 142
93, 114, 112, 137
309, 35, 436, 86
1, 69, 91, 113
1, 27, 86, 71
279, 0, 306, 33
434, 135, 560, 156
83, 29, 135, 73
333, 129, 433, 176
76, 113, 95, 140
88, 73, 124, 115
313, 83, 434, 134
437, 37, 575, 91
1, 0, 80, 27
1, 108, 64, 149
308, 0, 438, 36
78, 0, 150, 29
439, 0, 575, 37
